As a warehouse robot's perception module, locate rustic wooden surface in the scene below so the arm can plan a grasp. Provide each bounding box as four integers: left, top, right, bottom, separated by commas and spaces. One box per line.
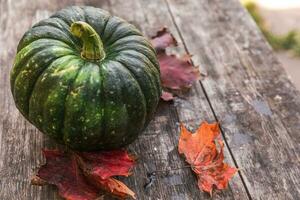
1, 0, 300, 199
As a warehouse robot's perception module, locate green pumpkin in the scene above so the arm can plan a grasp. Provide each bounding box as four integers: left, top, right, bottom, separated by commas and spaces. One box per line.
10, 6, 161, 151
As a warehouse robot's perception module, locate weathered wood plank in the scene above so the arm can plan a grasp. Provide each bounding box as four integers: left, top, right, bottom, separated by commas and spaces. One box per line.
166, 0, 300, 199
108, 0, 249, 199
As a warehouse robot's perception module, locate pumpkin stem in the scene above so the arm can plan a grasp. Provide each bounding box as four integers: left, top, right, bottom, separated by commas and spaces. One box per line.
70, 21, 105, 60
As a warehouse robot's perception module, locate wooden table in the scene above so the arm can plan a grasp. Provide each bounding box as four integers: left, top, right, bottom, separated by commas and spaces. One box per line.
1, 0, 300, 199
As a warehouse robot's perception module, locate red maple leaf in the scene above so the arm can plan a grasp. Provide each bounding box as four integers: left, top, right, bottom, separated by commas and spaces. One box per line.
150, 28, 200, 101
158, 54, 200, 91
77, 150, 134, 179
32, 149, 136, 200
178, 122, 237, 196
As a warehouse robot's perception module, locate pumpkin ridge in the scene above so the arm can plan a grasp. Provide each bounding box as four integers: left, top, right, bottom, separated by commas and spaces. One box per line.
61, 60, 86, 145
70, 6, 86, 22
99, 61, 143, 147
17, 26, 77, 51
100, 15, 111, 39
42, 58, 84, 141
50, 14, 73, 27
82, 6, 110, 42
114, 60, 150, 140
18, 36, 76, 53
110, 46, 159, 71
119, 50, 161, 93
12, 45, 74, 94
106, 24, 142, 46
116, 61, 148, 144
121, 50, 160, 76
12, 40, 75, 94
33, 18, 80, 46
16, 38, 72, 54
27, 55, 78, 116
82, 6, 88, 23
14, 52, 75, 116
96, 61, 105, 146
11, 40, 58, 90
98, 61, 107, 149
113, 57, 159, 124
101, 17, 125, 45
106, 35, 150, 52
112, 59, 147, 125
33, 19, 70, 34
134, 51, 161, 99
50, 6, 86, 26
35, 17, 70, 29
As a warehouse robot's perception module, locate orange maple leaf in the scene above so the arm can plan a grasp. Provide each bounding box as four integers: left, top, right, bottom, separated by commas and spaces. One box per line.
178, 122, 237, 195
96, 178, 136, 199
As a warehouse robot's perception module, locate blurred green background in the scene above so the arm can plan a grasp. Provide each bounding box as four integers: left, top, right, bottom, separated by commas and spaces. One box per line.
242, 0, 300, 90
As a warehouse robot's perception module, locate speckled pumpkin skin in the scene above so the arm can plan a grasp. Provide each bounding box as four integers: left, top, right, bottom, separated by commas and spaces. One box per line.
10, 6, 161, 151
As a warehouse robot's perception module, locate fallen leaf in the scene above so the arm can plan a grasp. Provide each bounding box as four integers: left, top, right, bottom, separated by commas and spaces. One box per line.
76, 151, 136, 199
161, 90, 174, 101
150, 28, 200, 100
33, 149, 135, 200
36, 150, 99, 200
87, 176, 136, 200
77, 150, 135, 179
151, 27, 177, 53
158, 54, 200, 91
178, 122, 237, 195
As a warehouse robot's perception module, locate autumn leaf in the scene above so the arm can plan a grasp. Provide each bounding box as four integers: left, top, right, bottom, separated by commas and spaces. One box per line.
76, 150, 136, 199
85, 176, 136, 199
34, 150, 99, 200
77, 150, 135, 179
178, 122, 237, 195
32, 149, 136, 200
151, 27, 177, 53
150, 28, 200, 100
161, 90, 174, 101
158, 54, 200, 91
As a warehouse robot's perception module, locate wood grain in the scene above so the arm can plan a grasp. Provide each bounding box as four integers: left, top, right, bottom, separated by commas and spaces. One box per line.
166, 0, 300, 199
109, 0, 248, 199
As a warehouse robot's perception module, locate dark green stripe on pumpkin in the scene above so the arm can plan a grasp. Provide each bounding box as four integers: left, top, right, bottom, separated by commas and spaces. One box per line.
12, 44, 74, 116
113, 55, 159, 125
101, 60, 147, 148
82, 6, 110, 38
17, 26, 77, 51
107, 35, 156, 57
100, 16, 124, 45
119, 50, 161, 97
103, 17, 142, 46
11, 39, 71, 90
62, 62, 104, 150
109, 42, 160, 70
33, 17, 81, 47
50, 6, 86, 26
28, 55, 82, 139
